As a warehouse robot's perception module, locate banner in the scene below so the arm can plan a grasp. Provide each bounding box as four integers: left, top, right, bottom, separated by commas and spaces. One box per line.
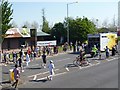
37, 40, 56, 46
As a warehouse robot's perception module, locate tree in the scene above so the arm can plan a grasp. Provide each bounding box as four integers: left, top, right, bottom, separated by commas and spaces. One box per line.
68, 17, 96, 43
31, 21, 39, 29
22, 21, 30, 28
51, 22, 67, 44
1, 0, 13, 35
41, 8, 50, 34
11, 21, 18, 28
102, 18, 109, 28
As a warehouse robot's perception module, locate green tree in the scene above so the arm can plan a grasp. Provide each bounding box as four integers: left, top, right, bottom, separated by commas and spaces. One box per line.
51, 22, 67, 44
67, 17, 96, 43
1, 0, 13, 35
41, 8, 50, 34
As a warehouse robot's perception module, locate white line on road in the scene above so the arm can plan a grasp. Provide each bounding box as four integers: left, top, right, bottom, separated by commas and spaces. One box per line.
95, 60, 101, 64
33, 75, 37, 80
65, 67, 69, 71
24, 64, 40, 69
28, 69, 59, 78
56, 58, 70, 62
106, 57, 118, 61
37, 72, 67, 81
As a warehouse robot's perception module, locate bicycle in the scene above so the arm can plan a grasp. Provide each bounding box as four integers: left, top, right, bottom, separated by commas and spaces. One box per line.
73, 56, 81, 66
73, 56, 90, 66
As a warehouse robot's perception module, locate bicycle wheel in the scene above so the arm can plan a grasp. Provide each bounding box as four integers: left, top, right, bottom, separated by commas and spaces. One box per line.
73, 59, 81, 66
76, 60, 81, 66
73, 59, 77, 65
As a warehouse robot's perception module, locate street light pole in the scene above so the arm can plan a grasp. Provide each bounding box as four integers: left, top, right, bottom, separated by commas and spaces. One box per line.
67, 3, 69, 44
67, 2, 78, 44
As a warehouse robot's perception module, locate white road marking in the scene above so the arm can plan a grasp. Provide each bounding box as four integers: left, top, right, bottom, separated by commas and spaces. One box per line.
28, 69, 59, 78
78, 66, 82, 69
33, 75, 37, 80
56, 58, 70, 62
30, 64, 39, 67
24, 64, 39, 69
37, 72, 67, 81
65, 67, 69, 71
95, 60, 101, 64
106, 57, 118, 61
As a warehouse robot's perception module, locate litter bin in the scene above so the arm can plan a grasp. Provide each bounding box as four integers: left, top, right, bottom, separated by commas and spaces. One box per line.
9, 69, 14, 83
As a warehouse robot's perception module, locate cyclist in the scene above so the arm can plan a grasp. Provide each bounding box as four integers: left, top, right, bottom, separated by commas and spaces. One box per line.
79, 50, 87, 65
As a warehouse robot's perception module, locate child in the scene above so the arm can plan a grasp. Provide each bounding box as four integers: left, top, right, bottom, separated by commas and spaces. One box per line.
11, 64, 20, 88
47, 60, 55, 81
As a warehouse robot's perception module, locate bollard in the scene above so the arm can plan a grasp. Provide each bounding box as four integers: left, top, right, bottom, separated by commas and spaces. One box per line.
9, 69, 14, 83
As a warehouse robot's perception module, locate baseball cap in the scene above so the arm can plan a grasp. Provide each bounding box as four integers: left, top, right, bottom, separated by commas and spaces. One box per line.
50, 60, 53, 63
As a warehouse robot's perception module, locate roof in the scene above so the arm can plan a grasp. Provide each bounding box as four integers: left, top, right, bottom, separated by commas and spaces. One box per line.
37, 31, 50, 36
5, 28, 50, 38
5, 28, 22, 38
19, 28, 30, 38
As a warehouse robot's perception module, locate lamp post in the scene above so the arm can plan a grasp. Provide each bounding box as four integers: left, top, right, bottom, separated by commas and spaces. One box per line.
67, 1, 78, 44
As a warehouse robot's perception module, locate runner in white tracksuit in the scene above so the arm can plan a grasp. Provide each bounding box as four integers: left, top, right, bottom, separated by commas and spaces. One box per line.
48, 60, 55, 80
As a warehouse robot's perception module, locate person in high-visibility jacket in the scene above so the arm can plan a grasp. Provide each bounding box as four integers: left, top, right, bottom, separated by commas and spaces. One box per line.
91, 45, 98, 57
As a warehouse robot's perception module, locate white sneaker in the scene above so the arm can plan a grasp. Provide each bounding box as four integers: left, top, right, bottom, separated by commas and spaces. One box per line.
22, 70, 24, 72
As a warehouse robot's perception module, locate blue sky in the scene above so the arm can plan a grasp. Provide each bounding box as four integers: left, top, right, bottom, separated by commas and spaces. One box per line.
10, 1, 118, 28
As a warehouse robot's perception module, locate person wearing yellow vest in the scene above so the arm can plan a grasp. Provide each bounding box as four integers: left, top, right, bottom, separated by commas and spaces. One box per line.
91, 45, 98, 57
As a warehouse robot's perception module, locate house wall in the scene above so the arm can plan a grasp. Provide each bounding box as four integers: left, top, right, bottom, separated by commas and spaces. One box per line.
2, 38, 30, 50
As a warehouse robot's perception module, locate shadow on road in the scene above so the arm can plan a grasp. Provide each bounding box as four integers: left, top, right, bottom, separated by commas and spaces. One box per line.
69, 52, 80, 55
29, 79, 48, 83
67, 63, 78, 67
26, 67, 42, 70
1, 87, 15, 90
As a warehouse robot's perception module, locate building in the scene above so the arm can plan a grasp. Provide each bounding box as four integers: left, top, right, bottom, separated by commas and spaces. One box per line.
118, 1, 120, 27
2, 28, 50, 50
118, 1, 120, 36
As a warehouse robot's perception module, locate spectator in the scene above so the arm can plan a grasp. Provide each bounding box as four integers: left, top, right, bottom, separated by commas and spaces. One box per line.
42, 52, 47, 68
111, 46, 116, 56
70, 42, 73, 51
0, 51, 2, 62
12, 51, 17, 63
26, 53, 30, 67
4, 52, 7, 63
105, 46, 109, 58
11, 64, 20, 88
6, 52, 10, 64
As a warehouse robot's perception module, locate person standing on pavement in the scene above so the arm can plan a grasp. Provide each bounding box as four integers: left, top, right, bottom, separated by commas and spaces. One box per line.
105, 46, 109, 58
111, 46, 116, 56
0, 51, 2, 63
26, 53, 30, 67
3, 52, 7, 63
42, 52, 47, 68
12, 51, 17, 63
47, 60, 55, 81
11, 64, 20, 88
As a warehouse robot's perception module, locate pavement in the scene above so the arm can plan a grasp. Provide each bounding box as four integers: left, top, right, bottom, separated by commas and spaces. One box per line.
0, 50, 73, 83
0, 49, 119, 89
